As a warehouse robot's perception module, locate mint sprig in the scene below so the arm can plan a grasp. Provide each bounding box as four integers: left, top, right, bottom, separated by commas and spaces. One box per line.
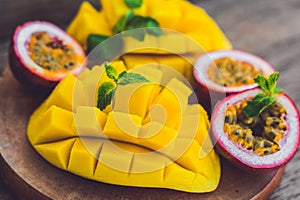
113, 11, 162, 41
97, 62, 149, 110
97, 82, 116, 111
118, 72, 149, 85
87, 34, 109, 53
253, 72, 282, 96
243, 72, 282, 118
125, 0, 143, 9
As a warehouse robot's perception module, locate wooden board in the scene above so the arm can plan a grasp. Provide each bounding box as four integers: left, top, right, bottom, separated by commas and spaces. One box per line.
0, 69, 285, 200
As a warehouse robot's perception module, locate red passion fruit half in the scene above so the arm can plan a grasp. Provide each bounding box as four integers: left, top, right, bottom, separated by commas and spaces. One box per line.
193, 50, 275, 113
211, 88, 300, 172
9, 21, 86, 90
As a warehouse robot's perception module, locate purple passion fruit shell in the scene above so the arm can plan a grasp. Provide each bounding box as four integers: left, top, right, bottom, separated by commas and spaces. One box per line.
211, 88, 300, 172
9, 21, 86, 91
193, 50, 275, 114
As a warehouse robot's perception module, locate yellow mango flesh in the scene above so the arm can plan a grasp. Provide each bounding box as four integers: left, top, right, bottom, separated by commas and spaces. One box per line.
28, 105, 77, 145
66, 0, 232, 85
27, 64, 220, 193
66, 1, 112, 48
74, 106, 107, 137
68, 0, 232, 52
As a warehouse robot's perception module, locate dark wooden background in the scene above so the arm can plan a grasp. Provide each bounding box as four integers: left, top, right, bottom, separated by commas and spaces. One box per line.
1, 0, 300, 199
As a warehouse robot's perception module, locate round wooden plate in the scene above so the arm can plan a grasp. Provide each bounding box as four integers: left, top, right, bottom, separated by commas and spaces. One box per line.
0, 69, 284, 200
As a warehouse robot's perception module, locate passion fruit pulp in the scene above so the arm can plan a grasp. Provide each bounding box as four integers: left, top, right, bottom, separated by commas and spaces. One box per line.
193, 50, 275, 114
9, 21, 86, 91
211, 88, 300, 172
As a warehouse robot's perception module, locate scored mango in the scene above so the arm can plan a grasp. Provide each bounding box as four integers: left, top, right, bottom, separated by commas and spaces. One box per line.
67, 0, 232, 84
27, 64, 220, 193
68, 0, 232, 51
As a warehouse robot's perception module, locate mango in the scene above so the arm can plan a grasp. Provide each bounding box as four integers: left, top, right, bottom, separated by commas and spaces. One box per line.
122, 54, 196, 82
68, 0, 232, 52
27, 61, 221, 193
35, 138, 76, 170
147, 0, 182, 29
28, 105, 77, 145
68, 138, 103, 178
73, 106, 107, 137
100, 0, 149, 27
67, 1, 112, 48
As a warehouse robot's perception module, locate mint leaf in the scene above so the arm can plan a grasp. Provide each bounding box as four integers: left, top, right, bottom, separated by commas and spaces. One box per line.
268, 72, 280, 95
113, 11, 135, 34
87, 34, 109, 53
243, 94, 276, 118
118, 71, 127, 79
243, 72, 282, 117
125, 0, 143, 9
254, 72, 282, 96
145, 19, 161, 36
97, 82, 116, 111
254, 76, 269, 94
97, 62, 149, 110
104, 62, 118, 82
274, 87, 283, 94
113, 12, 161, 41
118, 72, 149, 85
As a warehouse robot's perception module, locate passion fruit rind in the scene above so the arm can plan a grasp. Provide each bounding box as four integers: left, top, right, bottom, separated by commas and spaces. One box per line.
211, 88, 300, 172
9, 43, 56, 90
9, 21, 86, 91
193, 50, 275, 114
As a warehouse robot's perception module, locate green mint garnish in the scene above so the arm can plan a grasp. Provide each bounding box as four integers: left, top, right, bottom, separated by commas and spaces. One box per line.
97, 82, 116, 111
97, 62, 149, 110
113, 11, 161, 41
113, 11, 135, 34
104, 62, 118, 82
243, 72, 283, 118
87, 34, 109, 53
253, 72, 282, 96
243, 94, 276, 118
118, 72, 150, 85
125, 0, 143, 9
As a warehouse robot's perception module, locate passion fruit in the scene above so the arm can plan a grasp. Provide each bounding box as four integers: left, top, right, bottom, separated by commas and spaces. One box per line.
211, 88, 300, 172
9, 21, 86, 91
193, 50, 275, 114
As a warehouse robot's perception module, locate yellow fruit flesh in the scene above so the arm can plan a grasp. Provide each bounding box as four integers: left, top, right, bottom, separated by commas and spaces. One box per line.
67, 0, 232, 84
67, 0, 232, 52
27, 65, 220, 193
66, 1, 112, 48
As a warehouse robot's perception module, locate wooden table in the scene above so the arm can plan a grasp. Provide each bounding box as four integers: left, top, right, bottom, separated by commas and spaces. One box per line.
0, 0, 299, 199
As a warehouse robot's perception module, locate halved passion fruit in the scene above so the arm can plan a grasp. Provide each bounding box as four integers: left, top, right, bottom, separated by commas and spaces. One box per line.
9, 21, 86, 90
211, 88, 300, 171
193, 50, 275, 113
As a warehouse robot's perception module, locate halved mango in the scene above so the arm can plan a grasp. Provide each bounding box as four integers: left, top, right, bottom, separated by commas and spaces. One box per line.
68, 138, 103, 178
27, 61, 221, 193
35, 138, 76, 170
67, 1, 112, 47
74, 106, 107, 137
28, 105, 77, 145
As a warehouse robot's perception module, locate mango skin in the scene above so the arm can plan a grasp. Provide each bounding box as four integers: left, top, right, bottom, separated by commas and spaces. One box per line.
27, 65, 220, 193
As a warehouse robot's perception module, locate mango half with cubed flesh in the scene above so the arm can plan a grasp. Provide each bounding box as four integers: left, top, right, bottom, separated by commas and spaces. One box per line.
67, 0, 232, 52
27, 61, 220, 193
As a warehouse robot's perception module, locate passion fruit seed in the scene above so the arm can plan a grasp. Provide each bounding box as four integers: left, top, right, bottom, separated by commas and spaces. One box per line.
28, 32, 81, 71
224, 100, 287, 156
207, 57, 262, 87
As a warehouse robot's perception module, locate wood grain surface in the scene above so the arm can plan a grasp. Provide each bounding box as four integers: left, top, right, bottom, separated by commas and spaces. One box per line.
0, 0, 300, 199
